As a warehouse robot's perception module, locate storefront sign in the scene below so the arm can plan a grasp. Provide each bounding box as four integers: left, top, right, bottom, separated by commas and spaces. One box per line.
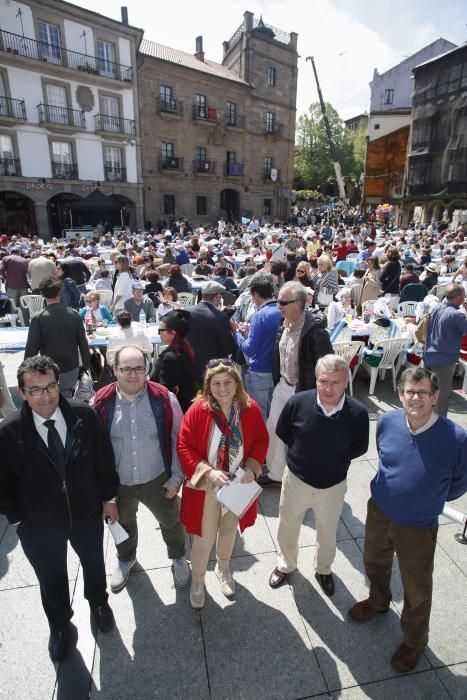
82, 185, 100, 191
26, 183, 53, 191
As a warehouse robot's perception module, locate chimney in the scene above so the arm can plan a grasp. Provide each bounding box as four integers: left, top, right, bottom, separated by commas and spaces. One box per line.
121, 6, 128, 25
195, 35, 204, 62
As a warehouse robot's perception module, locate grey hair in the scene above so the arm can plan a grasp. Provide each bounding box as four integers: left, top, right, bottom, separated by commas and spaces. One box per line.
316, 354, 348, 375
280, 281, 307, 310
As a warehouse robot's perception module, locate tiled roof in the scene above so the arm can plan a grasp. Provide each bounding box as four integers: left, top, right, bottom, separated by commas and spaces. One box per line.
139, 39, 249, 85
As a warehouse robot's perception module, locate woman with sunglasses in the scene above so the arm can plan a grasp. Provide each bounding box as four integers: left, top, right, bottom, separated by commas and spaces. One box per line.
153, 310, 196, 413
294, 261, 313, 288
177, 360, 268, 608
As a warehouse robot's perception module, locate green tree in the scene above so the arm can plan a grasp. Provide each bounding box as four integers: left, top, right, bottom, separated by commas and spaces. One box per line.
293, 102, 365, 193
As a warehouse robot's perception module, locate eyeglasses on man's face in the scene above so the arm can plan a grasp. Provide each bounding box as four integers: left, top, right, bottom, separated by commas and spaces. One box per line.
278, 299, 298, 307
402, 389, 433, 398
117, 366, 146, 376
23, 382, 60, 397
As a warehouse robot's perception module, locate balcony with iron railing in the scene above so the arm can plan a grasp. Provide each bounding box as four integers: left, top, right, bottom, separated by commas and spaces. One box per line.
0, 29, 133, 82
51, 161, 78, 179
159, 156, 184, 172
38, 104, 86, 129
264, 122, 283, 136
94, 114, 136, 136
158, 97, 183, 116
104, 165, 127, 182
225, 114, 245, 129
263, 167, 280, 181
0, 96, 26, 121
224, 162, 244, 177
0, 157, 21, 176
193, 160, 216, 174
192, 104, 217, 122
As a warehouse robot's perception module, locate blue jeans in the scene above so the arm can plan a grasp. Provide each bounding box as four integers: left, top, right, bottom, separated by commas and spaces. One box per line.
245, 370, 274, 419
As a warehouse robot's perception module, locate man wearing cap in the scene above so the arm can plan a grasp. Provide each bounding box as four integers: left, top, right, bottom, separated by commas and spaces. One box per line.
123, 282, 157, 323
186, 281, 235, 387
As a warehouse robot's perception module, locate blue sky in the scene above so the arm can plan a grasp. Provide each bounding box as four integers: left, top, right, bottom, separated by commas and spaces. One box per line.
79, 0, 466, 119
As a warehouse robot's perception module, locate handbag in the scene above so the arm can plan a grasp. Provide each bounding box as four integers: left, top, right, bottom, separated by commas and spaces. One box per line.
317, 288, 333, 306
73, 370, 95, 403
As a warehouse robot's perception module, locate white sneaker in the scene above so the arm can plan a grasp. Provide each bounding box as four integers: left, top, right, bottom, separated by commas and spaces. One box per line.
110, 558, 136, 593
190, 581, 205, 609
172, 556, 191, 587
215, 564, 235, 597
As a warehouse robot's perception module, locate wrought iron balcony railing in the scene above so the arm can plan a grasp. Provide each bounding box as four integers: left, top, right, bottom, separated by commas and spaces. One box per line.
0, 29, 133, 81
94, 114, 135, 135
159, 156, 184, 171
158, 98, 183, 116
193, 160, 216, 174
51, 161, 78, 179
224, 162, 244, 176
0, 157, 21, 176
104, 165, 127, 181
0, 96, 26, 120
38, 104, 86, 128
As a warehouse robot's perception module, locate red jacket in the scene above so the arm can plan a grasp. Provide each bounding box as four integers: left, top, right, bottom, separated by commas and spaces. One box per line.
177, 399, 269, 535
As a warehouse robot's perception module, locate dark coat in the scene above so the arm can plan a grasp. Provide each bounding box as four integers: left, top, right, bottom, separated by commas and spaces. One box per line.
153, 345, 196, 413
186, 301, 236, 385
0, 397, 119, 528
380, 260, 401, 295
272, 310, 333, 392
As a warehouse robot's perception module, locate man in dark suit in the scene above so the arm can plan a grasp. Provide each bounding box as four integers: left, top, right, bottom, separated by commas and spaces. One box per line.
24, 276, 90, 397
186, 281, 235, 387
0, 355, 119, 661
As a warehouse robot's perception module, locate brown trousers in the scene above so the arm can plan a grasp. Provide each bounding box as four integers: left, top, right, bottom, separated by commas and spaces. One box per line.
363, 498, 437, 651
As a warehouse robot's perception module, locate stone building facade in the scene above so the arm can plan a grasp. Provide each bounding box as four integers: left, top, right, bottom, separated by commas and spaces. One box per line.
402, 43, 467, 226
0, 0, 143, 237
138, 12, 298, 226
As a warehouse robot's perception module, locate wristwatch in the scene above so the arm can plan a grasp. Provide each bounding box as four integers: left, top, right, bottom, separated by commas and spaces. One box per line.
105, 497, 118, 504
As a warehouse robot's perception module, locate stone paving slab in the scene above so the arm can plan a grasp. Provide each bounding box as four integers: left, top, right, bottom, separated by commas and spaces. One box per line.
311, 668, 452, 699
435, 662, 467, 700
201, 551, 327, 700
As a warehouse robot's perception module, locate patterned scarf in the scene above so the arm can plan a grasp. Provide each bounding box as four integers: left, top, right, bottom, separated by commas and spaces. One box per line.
210, 401, 243, 474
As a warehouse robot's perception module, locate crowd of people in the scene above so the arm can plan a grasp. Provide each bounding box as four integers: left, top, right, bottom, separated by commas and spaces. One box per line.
0, 207, 467, 675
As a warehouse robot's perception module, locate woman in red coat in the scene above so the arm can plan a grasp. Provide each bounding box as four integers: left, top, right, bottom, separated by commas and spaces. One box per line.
177, 359, 268, 609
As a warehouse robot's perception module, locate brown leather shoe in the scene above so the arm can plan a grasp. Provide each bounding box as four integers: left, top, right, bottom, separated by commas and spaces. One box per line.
391, 643, 423, 673
269, 568, 287, 588
348, 599, 389, 621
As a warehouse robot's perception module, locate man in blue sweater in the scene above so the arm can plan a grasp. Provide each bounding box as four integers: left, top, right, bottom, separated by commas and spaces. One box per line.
269, 354, 369, 596
349, 367, 467, 673
233, 272, 281, 418
423, 283, 467, 416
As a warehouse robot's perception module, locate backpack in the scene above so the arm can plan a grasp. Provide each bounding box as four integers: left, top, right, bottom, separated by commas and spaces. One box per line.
415, 312, 430, 344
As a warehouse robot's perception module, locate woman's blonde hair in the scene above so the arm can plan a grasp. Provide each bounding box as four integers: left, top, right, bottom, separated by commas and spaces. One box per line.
198, 362, 250, 410
85, 292, 101, 303
317, 254, 333, 271
116, 254, 129, 271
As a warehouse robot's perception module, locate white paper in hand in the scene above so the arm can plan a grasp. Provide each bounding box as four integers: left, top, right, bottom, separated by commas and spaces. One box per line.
216, 467, 262, 518
106, 519, 129, 545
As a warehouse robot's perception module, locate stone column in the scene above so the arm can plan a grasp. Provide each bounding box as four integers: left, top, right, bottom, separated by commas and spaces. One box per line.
34, 202, 50, 240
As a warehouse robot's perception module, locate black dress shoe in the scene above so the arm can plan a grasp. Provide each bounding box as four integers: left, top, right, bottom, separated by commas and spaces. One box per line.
48, 625, 69, 661
257, 474, 281, 488
269, 568, 288, 588
92, 602, 115, 633
315, 572, 335, 597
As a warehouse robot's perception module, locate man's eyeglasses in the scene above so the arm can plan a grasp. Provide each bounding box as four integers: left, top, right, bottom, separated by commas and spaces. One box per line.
207, 358, 234, 368
23, 382, 60, 397
278, 299, 298, 306
402, 389, 434, 398
117, 366, 146, 375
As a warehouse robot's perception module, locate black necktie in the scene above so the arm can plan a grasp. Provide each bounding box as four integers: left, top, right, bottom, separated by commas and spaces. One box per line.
44, 419, 65, 474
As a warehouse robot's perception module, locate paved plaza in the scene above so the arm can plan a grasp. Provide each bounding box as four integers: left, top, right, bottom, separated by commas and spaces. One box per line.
1, 353, 467, 700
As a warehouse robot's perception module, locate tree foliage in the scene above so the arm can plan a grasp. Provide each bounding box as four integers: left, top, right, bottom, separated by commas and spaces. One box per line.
293, 102, 366, 194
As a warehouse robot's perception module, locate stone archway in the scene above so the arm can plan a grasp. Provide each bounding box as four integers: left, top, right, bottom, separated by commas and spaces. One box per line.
47, 192, 81, 236
220, 189, 240, 222
0, 190, 36, 235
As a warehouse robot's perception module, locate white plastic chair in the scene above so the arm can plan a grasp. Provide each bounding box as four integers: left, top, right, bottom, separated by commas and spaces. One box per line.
19, 295, 46, 325
180, 263, 195, 277
363, 337, 410, 394
178, 292, 195, 306
398, 301, 418, 317
95, 290, 113, 308
332, 340, 364, 396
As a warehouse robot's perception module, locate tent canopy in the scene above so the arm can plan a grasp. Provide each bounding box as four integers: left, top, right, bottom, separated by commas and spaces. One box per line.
72, 189, 121, 212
